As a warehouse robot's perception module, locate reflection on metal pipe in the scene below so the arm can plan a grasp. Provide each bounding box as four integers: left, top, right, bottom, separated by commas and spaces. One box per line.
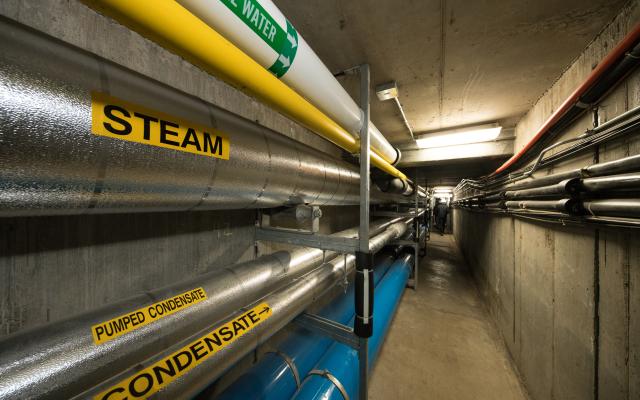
291, 254, 412, 400
582, 199, 640, 218
0, 17, 404, 216
79, 220, 410, 399
505, 199, 581, 213
581, 173, 640, 192
504, 178, 580, 199
0, 218, 407, 399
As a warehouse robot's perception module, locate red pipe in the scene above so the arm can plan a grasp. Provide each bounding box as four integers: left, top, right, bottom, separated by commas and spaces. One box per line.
494, 22, 640, 175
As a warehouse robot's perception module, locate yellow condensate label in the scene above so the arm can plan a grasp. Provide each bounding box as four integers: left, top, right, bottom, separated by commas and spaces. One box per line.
91, 91, 230, 160
91, 287, 207, 345
95, 303, 272, 400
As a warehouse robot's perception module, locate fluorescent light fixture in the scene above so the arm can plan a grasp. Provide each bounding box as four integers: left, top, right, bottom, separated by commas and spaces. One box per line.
375, 81, 399, 101
416, 124, 502, 149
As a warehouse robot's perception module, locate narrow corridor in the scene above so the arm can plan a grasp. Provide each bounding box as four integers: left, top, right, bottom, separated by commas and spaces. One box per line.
370, 234, 529, 400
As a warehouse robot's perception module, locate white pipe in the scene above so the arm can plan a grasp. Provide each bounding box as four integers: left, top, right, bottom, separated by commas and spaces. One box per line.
177, 0, 401, 165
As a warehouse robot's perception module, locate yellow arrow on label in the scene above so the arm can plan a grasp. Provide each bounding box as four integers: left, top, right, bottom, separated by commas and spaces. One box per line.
94, 303, 272, 400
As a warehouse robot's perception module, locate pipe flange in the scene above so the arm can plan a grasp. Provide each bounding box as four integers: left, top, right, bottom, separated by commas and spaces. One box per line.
266, 350, 301, 388
306, 369, 350, 400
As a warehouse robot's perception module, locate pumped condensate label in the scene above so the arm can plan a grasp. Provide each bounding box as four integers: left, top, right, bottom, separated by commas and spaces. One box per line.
94, 303, 272, 400
91, 92, 230, 160
91, 287, 207, 345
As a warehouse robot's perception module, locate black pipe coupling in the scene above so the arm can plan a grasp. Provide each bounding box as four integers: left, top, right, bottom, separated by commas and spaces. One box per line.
354, 251, 374, 338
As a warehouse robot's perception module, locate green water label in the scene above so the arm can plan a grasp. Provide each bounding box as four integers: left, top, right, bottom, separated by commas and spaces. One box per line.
220, 0, 298, 77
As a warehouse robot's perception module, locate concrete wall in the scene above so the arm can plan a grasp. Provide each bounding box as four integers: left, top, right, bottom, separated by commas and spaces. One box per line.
455, 2, 640, 400
0, 0, 358, 338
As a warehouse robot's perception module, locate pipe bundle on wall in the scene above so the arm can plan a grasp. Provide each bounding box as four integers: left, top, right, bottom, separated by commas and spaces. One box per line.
0, 18, 406, 217
176, 0, 401, 165
0, 218, 408, 399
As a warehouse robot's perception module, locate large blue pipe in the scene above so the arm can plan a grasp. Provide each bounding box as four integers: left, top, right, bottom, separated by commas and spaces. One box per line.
291, 253, 413, 400
215, 252, 399, 400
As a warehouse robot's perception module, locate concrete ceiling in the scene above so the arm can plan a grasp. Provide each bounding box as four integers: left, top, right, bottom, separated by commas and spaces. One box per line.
274, 0, 627, 180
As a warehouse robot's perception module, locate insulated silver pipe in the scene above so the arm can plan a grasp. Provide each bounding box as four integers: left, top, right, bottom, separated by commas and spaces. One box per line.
581, 173, 640, 192
504, 178, 580, 199
505, 199, 580, 213
0, 218, 407, 399
582, 199, 640, 218
0, 17, 400, 217
81, 220, 410, 399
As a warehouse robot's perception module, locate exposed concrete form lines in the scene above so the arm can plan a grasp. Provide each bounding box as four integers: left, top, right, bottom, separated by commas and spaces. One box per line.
594, 229, 601, 400
438, 0, 446, 127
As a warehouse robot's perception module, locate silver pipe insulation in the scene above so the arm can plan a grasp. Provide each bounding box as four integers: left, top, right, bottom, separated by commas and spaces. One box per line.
0, 217, 407, 399
81, 220, 411, 399
582, 199, 640, 218
504, 179, 580, 199
501, 153, 640, 193
0, 17, 405, 217
505, 199, 580, 213
581, 173, 640, 192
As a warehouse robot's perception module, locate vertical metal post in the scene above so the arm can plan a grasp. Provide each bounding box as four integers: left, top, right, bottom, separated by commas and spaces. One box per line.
355, 63, 371, 400
414, 172, 419, 290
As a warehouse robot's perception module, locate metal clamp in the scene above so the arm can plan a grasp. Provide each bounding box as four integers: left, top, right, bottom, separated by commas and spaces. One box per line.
307, 369, 350, 400
341, 253, 349, 292
266, 350, 301, 388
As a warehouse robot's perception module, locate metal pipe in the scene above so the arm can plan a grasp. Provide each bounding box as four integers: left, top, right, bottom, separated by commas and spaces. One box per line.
80, 0, 408, 180
0, 17, 406, 216
495, 153, 640, 193
291, 254, 413, 400
582, 199, 640, 218
176, 0, 401, 165
504, 199, 581, 214
0, 217, 407, 399
79, 219, 410, 399
393, 97, 414, 141
581, 173, 640, 192
215, 251, 400, 400
504, 178, 580, 199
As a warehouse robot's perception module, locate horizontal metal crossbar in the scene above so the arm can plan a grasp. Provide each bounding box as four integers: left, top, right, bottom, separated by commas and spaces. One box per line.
293, 312, 360, 349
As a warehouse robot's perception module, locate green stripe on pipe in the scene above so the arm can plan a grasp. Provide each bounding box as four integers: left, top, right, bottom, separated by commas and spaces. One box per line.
219, 0, 298, 77
268, 20, 298, 77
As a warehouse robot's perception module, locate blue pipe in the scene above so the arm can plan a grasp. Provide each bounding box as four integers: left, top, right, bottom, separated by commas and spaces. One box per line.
215, 252, 398, 400
291, 253, 413, 400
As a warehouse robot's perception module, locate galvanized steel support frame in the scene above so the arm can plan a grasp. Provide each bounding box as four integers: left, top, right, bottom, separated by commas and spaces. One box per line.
356, 64, 371, 400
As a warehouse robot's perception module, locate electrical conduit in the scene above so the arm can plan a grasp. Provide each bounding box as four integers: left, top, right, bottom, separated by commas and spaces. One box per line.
494, 22, 640, 174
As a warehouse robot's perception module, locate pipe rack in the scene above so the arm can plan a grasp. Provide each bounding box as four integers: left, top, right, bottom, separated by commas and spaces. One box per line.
0, 219, 410, 399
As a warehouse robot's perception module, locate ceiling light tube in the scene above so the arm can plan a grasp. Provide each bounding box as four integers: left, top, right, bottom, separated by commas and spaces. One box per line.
416, 124, 502, 149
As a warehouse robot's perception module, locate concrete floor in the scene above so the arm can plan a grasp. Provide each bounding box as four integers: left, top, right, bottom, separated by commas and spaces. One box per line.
369, 234, 529, 400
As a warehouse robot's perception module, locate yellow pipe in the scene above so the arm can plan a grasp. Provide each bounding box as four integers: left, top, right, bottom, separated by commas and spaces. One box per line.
82, 0, 407, 180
